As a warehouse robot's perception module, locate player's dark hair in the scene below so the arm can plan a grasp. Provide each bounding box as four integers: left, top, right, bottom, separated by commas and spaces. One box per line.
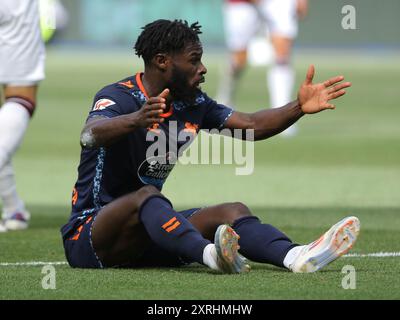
134, 19, 202, 63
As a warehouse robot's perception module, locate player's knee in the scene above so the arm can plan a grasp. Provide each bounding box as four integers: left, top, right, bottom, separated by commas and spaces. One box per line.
232, 51, 247, 71
222, 202, 252, 224
231, 202, 252, 217
274, 56, 291, 66
233, 59, 246, 74
137, 185, 160, 197
122, 185, 163, 225
131, 185, 162, 208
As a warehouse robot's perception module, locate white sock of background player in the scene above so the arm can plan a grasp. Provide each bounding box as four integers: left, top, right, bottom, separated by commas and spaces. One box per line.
0, 98, 33, 219
216, 60, 245, 107
267, 62, 296, 135
0, 161, 27, 220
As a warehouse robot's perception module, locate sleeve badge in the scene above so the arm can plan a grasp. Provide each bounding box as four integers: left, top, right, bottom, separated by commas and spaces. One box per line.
92, 99, 116, 111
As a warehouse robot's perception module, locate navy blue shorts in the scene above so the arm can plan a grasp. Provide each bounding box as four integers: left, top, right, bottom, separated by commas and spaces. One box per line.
62, 207, 201, 269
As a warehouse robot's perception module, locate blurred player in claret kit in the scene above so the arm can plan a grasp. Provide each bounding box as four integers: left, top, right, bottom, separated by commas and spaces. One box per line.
0, 0, 45, 232
61, 19, 360, 273
218, 0, 308, 136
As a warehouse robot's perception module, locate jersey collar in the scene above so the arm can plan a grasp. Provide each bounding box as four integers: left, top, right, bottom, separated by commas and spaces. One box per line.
135, 72, 173, 118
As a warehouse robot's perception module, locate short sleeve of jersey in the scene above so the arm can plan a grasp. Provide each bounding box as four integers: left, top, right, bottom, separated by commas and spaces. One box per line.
88, 85, 140, 120
201, 94, 234, 130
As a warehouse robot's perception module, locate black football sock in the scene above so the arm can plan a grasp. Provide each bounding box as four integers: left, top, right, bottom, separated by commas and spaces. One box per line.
232, 216, 298, 268
139, 196, 210, 264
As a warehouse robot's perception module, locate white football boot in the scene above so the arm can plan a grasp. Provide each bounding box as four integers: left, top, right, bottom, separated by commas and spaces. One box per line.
290, 216, 360, 273
3, 210, 30, 230
214, 224, 250, 274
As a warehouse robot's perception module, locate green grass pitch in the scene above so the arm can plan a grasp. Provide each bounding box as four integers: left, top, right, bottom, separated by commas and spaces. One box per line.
0, 49, 399, 299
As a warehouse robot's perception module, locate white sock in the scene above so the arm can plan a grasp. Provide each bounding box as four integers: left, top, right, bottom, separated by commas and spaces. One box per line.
267, 63, 295, 108
202, 243, 219, 270
283, 245, 306, 270
0, 100, 31, 170
0, 160, 26, 219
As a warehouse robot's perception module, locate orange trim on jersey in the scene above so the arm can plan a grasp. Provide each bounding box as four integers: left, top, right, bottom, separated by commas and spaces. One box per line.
72, 187, 78, 206
135, 73, 148, 98
162, 217, 177, 229
135, 72, 174, 118
118, 80, 134, 88
165, 221, 181, 233
160, 107, 173, 118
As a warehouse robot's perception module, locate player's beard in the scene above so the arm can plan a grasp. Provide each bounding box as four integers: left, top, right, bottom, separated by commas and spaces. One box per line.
167, 65, 199, 105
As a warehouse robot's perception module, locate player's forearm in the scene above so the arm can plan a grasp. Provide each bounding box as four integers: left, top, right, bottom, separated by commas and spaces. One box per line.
251, 100, 304, 140
80, 114, 140, 148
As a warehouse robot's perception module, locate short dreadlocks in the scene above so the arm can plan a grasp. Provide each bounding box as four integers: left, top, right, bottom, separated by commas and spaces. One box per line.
134, 19, 202, 64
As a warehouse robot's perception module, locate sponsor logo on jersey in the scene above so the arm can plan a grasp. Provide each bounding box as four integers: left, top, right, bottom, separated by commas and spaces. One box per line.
137, 153, 177, 189
92, 99, 116, 111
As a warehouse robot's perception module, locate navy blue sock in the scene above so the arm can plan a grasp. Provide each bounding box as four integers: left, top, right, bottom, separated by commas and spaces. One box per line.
232, 216, 298, 267
139, 196, 210, 264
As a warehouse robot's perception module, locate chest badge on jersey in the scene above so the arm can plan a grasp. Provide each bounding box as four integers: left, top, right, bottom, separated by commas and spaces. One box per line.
92, 99, 116, 111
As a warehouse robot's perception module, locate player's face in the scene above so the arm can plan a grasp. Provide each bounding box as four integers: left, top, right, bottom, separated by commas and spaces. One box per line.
166, 42, 207, 104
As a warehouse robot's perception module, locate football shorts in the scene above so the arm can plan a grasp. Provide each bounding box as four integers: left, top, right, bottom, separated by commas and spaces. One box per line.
0, 0, 45, 85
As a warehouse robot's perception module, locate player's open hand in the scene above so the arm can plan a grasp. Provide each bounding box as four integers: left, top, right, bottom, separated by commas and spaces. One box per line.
298, 65, 351, 114
134, 88, 169, 127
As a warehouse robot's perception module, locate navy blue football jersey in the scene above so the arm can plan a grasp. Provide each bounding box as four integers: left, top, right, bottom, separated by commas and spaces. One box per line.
61, 73, 233, 238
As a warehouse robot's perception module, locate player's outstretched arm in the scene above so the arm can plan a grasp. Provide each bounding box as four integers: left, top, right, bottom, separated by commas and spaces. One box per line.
80, 89, 169, 148
224, 65, 351, 140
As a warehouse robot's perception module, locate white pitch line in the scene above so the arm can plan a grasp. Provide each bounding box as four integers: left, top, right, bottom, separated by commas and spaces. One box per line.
0, 252, 400, 267
343, 252, 400, 258
0, 261, 68, 267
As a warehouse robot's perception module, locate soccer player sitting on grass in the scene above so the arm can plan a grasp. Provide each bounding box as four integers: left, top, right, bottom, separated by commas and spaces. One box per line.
61, 19, 360, 273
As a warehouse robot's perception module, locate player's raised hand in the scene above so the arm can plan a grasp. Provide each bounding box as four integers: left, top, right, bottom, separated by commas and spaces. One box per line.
134, 88, 170, 127
298, 65, 351, 114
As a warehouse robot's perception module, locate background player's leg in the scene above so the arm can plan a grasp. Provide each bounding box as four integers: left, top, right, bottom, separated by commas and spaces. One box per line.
0, 85, 36, 169
91, 186, 210, 268
0, 160, 29, 229
189, 202, 298, 268
267, 35, 296, 136
217, 50, 247, 106
0, 85, 36, 229
263, 0, 300, 136
217, 1, 258, 106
